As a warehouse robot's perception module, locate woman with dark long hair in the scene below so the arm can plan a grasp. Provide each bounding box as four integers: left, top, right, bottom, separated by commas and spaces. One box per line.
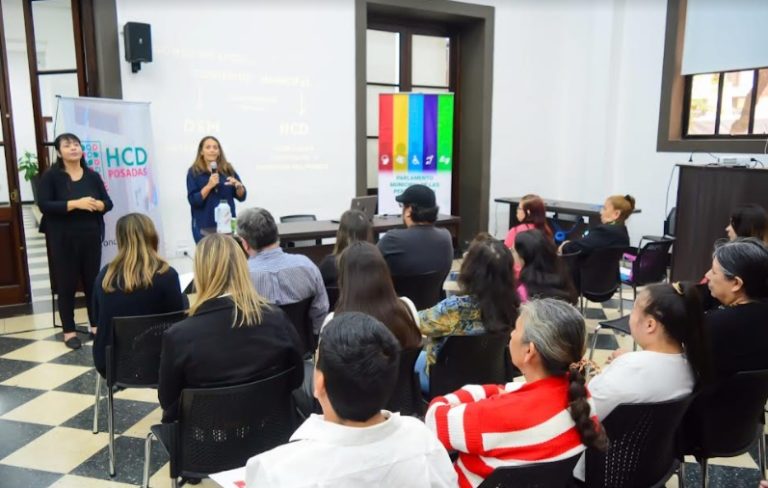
318, 209, 372, 288
38, 133, 113, 349
417, 233, 520, 390
186, 135, 247, 242
426, 298, 606, 487
725, 203, 768, 243
515, 229, 577, 303
504, 194, 553, 248
323, 241, 421, 349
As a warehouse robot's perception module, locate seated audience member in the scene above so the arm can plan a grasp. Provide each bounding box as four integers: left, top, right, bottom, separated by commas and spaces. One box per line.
324, 242, 421, 349
158, 234, 303, 423
704, 238, 768, 377
514, 229, 577, 304
377, 184, 453, 280
92, 213, 185, 378
725, 203, 768, 243
588, 282, 711, 420
504, 194, 553, 248
426, 298, 606, 487
318, 209, 372, 288
245, 312, 457, 488
417, 234, 520, 391
237, 207, 329, 333
559, 194, 635, 256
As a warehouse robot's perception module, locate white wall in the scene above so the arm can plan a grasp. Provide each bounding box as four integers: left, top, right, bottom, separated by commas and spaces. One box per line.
115, 0, 356, 256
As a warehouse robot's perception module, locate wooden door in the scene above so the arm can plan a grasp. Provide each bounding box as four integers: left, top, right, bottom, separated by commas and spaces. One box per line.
0, 1, 30, 306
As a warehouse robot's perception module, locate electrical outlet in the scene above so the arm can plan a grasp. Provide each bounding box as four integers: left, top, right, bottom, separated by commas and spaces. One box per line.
175, 242, 192, 258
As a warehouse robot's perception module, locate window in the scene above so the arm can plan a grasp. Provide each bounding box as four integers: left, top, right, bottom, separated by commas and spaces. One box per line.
685, 68, 768, 137
365, 25, 454, 189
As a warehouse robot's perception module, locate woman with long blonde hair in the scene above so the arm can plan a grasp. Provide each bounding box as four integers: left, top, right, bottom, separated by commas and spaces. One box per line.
186, 135, 247, 242
92, 213, 184, 377
158, 234, 303, 423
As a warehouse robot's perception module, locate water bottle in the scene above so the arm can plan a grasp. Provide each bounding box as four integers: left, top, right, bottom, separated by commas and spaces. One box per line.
215, 200, 232, 234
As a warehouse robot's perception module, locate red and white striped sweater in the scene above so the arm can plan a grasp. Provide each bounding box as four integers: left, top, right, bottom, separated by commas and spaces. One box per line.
425, 376, 597, 488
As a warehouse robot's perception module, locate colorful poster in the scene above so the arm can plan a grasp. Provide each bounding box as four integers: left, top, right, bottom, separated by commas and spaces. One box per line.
378, 93, 454, 215
54, 96, 163, 265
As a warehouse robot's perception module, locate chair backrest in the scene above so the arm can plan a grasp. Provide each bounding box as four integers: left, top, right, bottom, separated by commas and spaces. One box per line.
385, 347, 424, 417
681, 369, 768, 459
392, 271, 446, 310
584, 396, 693, 488
429, 333, 510, 398
631, 239, 675, 286
277, 297, 315, 356
479, 454, 581, 488
108, 310, 187, 387
579, 247, 625, 302
174, 367, 298, 477
664, 207, 677, 237
326, 286, 339, 312
279, 214, 319, 247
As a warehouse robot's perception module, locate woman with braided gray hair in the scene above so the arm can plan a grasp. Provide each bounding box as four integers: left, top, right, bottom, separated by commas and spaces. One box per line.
704, 237, 768, 377
425, 298, 606, 487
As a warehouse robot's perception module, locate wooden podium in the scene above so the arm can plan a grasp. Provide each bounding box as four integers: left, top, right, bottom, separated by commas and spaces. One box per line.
671, 164, 768, 281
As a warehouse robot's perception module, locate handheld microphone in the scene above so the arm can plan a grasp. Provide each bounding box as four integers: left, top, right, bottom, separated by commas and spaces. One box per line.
210, 161, 218, 174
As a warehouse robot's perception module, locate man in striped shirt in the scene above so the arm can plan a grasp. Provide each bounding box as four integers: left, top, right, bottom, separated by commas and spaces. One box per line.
237, 207, 328, 333
425, 298, 606, 487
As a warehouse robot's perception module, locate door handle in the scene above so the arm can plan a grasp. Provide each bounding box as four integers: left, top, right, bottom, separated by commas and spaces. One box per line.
10, 189, 18, 203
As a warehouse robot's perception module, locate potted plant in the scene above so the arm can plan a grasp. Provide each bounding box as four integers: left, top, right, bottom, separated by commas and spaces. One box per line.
17, 150, 39, 204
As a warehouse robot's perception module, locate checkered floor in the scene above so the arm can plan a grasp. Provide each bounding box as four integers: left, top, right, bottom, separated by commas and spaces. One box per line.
0, 206, 764, 487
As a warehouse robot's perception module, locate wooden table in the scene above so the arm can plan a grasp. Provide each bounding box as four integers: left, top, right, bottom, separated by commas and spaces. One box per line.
279, 214, 461, 264
494, 197, 641, 230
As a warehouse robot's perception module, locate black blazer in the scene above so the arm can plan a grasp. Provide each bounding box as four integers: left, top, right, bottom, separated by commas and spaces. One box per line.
158, 297, 303, 422
37, 165, 113, 239
91, 266, 186, 378
561, 223, 629, 256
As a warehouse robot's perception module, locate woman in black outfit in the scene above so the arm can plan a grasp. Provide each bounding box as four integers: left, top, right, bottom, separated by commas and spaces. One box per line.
158, 233, 303, 423
38, 133, 113, 349
704, 238, 768, 377
92, 213, 185, 377
559, 194, 635, 256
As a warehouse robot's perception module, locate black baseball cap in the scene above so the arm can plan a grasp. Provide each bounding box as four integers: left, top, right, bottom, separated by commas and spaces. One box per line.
395, 184, 436, 208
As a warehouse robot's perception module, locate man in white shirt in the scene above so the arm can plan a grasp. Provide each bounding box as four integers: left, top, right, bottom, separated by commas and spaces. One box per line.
245, 312, 456, 488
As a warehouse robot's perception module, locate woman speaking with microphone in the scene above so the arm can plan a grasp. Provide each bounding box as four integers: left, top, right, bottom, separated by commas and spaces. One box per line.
186, 136, 247, 242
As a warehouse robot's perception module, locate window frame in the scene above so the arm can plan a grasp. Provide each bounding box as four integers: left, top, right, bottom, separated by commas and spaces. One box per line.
658, 0, 768, 153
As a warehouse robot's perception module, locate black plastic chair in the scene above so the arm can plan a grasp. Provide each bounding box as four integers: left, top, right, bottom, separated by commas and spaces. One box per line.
280, 214, 321, 247
621, 238, 675, 300
392, 270, 446, 310
429, 333, 510, 399
678, 369, 768, 487
584, 396, 693, 488
93, 310, 187, 476
278, 297, 315, 357
576, 247, 626, 316
588, 315, 633, 361
385, 348, 424, 417
141, 368, 299, 488
479, 454, 581, 488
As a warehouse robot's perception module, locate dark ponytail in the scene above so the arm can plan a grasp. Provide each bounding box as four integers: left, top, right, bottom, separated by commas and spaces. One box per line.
643, 282, 713, 386
568, 365, 608, 451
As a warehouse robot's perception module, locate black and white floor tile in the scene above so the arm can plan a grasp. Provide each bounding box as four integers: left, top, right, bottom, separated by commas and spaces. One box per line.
0, 206, 763, 487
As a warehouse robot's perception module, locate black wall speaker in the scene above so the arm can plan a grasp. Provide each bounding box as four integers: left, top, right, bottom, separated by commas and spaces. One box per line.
124, 22, 152, 72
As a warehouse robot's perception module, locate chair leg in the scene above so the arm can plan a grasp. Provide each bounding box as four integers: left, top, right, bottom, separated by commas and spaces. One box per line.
619, 285, 624, 316
107, 385, 115, 477
701, 458, 708, 488
92, 374, 102, 434
679, 461, 686, 488
142, 431, 155, 488
588, 325, 601, 361
759, 426, 767, 481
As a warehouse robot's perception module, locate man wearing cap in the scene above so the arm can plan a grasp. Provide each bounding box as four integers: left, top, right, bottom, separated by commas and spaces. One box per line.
377, 184, 454, 280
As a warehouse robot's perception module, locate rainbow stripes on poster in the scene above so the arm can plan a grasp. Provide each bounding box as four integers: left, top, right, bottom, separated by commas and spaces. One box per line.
378, 93, 454, 173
